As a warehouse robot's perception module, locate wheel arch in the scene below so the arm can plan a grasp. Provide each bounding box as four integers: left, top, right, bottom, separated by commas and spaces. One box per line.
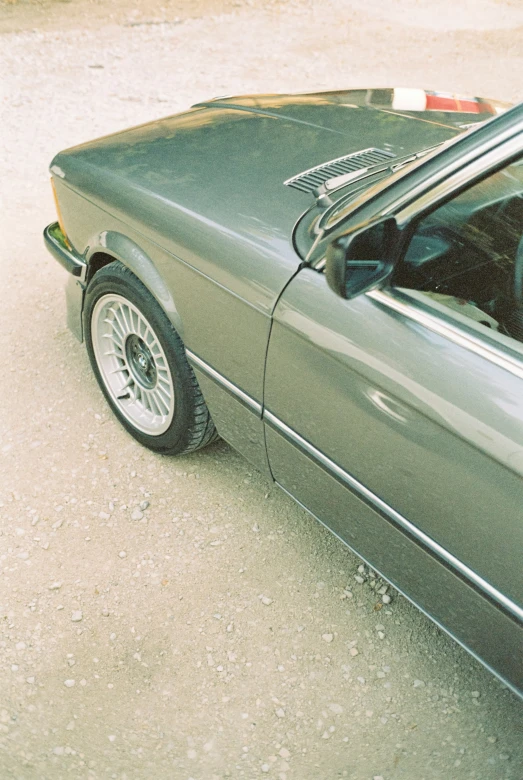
86, 231, 184, 339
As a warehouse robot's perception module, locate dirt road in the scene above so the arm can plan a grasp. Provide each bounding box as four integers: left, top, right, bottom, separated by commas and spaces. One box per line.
1, 0, 523, 778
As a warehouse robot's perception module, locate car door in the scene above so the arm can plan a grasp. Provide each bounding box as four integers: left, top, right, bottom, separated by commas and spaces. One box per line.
263, 150, 523, 694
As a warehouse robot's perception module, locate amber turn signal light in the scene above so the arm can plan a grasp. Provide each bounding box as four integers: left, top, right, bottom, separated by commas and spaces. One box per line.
50, 177, 72, 249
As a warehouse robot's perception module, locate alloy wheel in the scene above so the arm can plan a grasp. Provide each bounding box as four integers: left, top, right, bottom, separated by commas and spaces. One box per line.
91, 294, 175, 435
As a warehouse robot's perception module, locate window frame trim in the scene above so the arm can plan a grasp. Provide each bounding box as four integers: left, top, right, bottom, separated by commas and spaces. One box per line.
366, 132, 523, 377
394, 132, 523, 226
367, 287, 523, 382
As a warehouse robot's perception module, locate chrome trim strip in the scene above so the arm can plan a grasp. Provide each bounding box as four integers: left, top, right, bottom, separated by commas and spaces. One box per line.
368, 289, 523, 381
276, 480, 523, 700
185, 349, 262, 415
264, 409, 523, 622
392, 126, 523, 223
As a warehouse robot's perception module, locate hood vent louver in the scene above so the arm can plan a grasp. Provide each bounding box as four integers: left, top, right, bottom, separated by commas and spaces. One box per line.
284, 148, 396, 193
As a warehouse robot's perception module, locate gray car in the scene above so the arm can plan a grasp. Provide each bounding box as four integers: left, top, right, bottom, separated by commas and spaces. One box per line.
44, 88, 523, 698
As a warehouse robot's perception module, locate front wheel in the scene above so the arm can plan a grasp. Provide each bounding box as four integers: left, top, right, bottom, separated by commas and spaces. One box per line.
84, 262, 218, 455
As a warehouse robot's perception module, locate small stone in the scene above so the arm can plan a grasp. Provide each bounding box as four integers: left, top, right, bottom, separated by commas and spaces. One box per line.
381, 594, 391, 604
139, 501, 149, 511
102, 608, 110, 617
108, 735, 116, 742
131, 509, 144, 521
118, 551, 127, 559
279, 747, 291, 759
322, 633, 333, 643
349, 647, 359, 657
99, 511, 110, 520
354, 575, 365, 584
52, 519, 63, 530
49, 582, 62, 590
71, 611, 83, 622
275, 708, 285, 718
17, 551, 29, 560
26, 676, 35, 684
413, 679, 425, 688
471, 690, 480, 698
64, 679, 75, 687
260, 596, 273, 606
261, 764, 270, 772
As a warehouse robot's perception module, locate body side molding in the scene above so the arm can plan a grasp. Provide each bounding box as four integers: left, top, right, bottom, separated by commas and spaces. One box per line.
263, 409, 523, 623
185, 349, 262, 416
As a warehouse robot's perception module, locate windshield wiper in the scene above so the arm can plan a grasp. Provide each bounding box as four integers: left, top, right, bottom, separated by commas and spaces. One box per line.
312, 143, 445, 208
312, 165, 389, 207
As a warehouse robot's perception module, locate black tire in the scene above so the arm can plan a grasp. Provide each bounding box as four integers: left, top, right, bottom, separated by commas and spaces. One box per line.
84, 261, 218, 455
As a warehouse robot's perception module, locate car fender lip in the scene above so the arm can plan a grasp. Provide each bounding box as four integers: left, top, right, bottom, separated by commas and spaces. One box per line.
43, 222, 87, 281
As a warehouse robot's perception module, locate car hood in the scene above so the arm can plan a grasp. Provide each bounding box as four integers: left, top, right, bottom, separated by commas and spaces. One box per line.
51, 89, 497, 266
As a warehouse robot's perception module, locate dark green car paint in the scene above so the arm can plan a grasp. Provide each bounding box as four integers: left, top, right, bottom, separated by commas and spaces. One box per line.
46, 90, 523, 697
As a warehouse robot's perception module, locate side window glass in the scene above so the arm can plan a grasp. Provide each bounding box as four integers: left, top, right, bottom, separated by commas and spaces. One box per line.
394, 157, 523, 342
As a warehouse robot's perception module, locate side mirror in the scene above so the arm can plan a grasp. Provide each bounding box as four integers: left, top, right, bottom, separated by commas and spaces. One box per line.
325, 217, 397, 299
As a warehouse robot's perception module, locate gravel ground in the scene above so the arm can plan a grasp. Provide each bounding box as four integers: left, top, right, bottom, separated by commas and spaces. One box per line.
1, 0, 523, 778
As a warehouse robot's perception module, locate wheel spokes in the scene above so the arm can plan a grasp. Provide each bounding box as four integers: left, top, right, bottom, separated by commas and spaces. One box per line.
92, 294, 175, 436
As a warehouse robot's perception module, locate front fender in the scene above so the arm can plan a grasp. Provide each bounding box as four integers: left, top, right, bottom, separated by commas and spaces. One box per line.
86, 231, 184, 339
